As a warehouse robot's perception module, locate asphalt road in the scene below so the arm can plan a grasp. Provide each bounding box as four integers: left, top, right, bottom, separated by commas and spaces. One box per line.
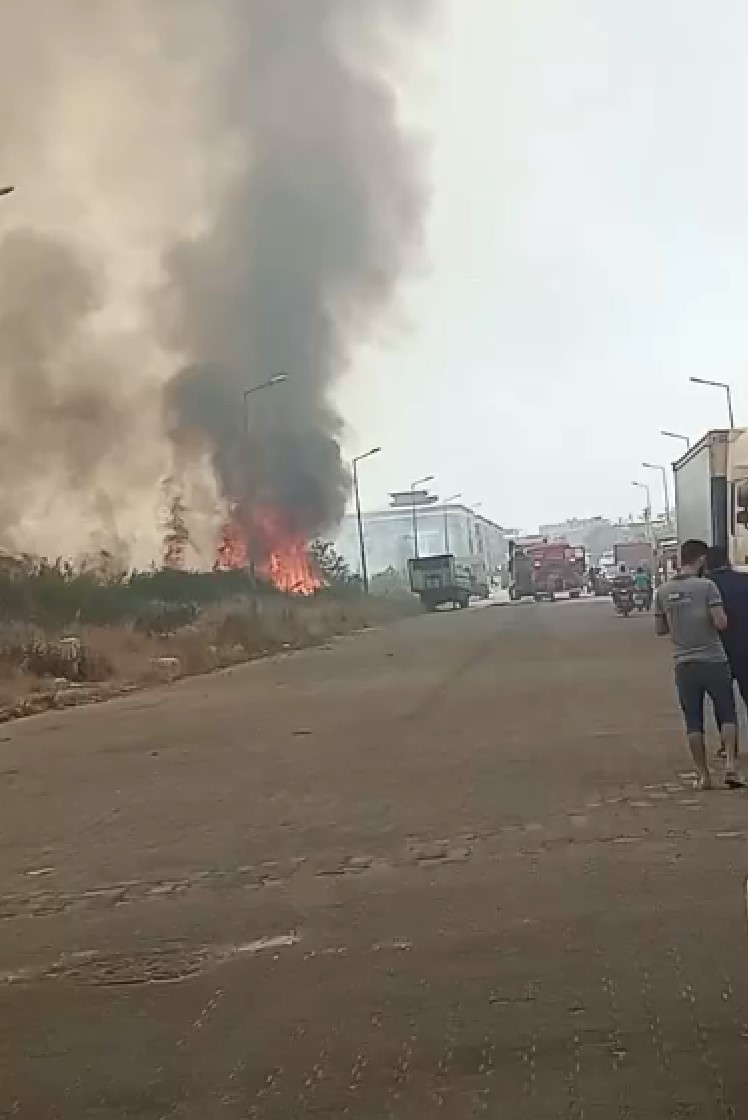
1, 598, 748, 1118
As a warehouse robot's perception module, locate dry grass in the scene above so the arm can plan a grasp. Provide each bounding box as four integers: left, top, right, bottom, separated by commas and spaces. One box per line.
0, 665, 45, 709
0, 591, 420, 722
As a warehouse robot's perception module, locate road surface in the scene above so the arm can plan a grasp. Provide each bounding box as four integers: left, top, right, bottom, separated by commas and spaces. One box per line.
1, 598, 747, 1117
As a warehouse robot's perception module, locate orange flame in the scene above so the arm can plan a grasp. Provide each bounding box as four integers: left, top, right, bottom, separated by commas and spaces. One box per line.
213, 507, 322, 596
254, 507, 322, 596
214, 518, 248, 572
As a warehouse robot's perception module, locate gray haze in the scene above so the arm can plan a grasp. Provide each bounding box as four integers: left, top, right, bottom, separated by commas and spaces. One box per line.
164, 0, 428, 541
0, 2, 428, 563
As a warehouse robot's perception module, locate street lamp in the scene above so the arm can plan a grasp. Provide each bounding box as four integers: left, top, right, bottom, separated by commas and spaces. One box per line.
243, 373, 288, 436
0, 187, 13, 198
632, 481, 652, 538
410, 474, 434, 559
661, 429, 691, 450
352, 447, 381, 593
689, 376, 735, 428
441, 493, 462, 553
642, 461, 671, 524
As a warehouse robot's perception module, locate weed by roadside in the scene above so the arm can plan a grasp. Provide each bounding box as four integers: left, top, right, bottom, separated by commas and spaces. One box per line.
0, 589, 419, 723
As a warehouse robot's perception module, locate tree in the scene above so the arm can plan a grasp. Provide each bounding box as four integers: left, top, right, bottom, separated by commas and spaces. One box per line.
309, 540, 356, 586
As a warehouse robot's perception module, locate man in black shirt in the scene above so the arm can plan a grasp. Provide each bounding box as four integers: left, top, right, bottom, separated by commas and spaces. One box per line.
706, 546, 748, 753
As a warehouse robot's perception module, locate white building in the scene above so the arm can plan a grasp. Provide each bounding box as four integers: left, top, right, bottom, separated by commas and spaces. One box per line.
335, 502, 508, 580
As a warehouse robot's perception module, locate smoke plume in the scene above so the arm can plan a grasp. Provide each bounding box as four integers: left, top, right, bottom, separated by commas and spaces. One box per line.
0, 2, 429, 564
163, 0, 429, 541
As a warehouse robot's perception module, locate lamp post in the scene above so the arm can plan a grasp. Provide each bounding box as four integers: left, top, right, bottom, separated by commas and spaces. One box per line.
243, 373, 288, 437
689, 376, 735, 428
410, 474, 434, 559
442, 493, 462, 553
632, 481, 652, 542
661, 429, 691, 450
468, 503, 483, 558
352, 447, 381, 592
642, 461, 671, 524
0, 187, 13, 198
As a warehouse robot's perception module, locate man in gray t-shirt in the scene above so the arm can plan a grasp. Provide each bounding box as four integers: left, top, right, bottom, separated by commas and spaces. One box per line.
655, 538, 742, 789
654, 575, 728, 665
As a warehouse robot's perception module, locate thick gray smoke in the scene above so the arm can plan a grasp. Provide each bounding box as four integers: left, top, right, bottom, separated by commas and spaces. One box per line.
164, 0, 428, 541
0, 2, 429, 564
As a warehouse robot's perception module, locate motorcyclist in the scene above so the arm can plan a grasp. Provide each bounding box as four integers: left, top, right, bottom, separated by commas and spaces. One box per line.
611, 563, 633, 589
611, 563, 634, 610
632, 565, 653, 608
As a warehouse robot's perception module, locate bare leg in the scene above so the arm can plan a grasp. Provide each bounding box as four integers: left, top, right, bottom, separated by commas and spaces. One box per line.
718, 678, 740, 758
686, 732, 712, 790
721, 722, 744, 786
735, 672, 748, 757
722, 722, 738, 770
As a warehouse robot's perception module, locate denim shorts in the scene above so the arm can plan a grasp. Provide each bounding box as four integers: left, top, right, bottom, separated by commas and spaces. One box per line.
674, 660, 737, 735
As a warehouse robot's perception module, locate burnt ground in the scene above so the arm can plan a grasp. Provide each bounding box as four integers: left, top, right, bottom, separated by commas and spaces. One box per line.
1, 597, 747, 1117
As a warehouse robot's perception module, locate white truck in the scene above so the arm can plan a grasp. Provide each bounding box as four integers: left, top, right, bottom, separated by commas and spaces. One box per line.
673, 429, 748, 568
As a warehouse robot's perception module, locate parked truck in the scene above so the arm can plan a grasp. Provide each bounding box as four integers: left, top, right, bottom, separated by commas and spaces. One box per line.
408, 554, 473, 610
673, 429, 748, 569
508, 541, 534, 601
463, 556, 491, 600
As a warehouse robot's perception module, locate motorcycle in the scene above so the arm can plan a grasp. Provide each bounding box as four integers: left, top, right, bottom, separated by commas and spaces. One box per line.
612, 586, 634, 617
632, 588, 651, 612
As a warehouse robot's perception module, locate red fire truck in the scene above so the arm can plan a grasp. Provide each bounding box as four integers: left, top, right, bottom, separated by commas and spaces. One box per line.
509, 539, 586, 602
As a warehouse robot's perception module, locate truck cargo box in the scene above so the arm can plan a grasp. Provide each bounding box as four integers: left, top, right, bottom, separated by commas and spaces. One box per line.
673, 431, 730, 549
673, 428, 748, 568
613, 541, 654, 570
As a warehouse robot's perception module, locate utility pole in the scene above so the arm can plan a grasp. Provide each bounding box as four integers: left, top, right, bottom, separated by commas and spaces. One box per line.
352, 447, 381, 592
642, 461, 671, 525
410, 474, 434, 559
442, 493, 462, 553
661, 429, 691, 450
689, 377, 735, 428
243, 373, 288, 438
632, 481, 653, 543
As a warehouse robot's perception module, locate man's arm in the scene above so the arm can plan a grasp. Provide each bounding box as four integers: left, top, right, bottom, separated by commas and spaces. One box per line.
707, 579, 728, 631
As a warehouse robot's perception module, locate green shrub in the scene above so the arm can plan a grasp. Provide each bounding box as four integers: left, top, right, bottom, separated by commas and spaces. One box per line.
0, 563, 274, 630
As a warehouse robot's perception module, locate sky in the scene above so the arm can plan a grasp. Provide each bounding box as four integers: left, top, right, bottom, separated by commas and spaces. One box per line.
338, 0, 748, 532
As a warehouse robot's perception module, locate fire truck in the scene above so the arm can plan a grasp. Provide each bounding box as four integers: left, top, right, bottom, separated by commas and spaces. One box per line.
509, 539, 586, 602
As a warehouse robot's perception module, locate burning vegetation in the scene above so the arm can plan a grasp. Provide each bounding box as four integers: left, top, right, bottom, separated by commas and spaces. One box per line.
214, 507, 323, 596
214, 517, 248, 575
